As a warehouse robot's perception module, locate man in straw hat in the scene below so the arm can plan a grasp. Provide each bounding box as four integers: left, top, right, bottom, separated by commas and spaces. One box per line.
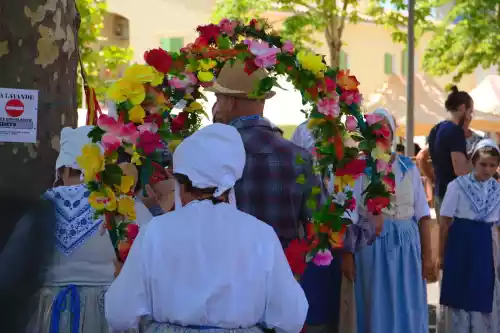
208, 60, 319, 247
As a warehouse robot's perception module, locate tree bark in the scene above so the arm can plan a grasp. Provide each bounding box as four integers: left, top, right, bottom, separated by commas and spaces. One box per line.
0, 0, 79, 198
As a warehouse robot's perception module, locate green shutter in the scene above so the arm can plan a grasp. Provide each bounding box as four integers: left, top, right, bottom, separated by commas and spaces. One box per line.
402, 49, 408, 76
339, 50, 348, 70
384, 53, 393, 75
160, 37, 184, 53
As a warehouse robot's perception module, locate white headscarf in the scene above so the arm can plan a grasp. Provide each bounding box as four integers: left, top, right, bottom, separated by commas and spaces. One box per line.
472, 138, 500, 156
55, 126, 94, 180
172, 123, 246, 209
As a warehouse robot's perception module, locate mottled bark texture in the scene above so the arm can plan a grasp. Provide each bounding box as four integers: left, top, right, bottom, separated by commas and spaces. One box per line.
0, 0, 79, 198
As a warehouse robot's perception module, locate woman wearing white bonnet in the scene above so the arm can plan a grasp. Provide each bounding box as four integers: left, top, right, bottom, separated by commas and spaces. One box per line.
105, 123, 308, 333
438, 138, 500, 333
340, 108, 433, 333
26, 126, 152, 333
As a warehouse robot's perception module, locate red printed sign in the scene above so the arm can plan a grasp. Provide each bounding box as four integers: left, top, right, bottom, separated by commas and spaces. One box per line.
5, 99, 24, 117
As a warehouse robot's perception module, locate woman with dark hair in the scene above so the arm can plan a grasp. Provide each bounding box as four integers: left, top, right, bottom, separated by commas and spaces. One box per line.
427, 86, 474, 226
105, 124, 308, 333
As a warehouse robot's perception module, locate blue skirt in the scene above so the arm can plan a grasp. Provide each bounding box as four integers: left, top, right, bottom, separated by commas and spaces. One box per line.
354, 218, 428, 333
440, 217, 495, 313
300, 250, 342, 326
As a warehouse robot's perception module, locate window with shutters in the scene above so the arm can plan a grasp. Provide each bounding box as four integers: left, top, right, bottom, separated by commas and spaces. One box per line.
339, 50, 348, 70
384, 53, 394, 75
402, 49, 408, 76
160, 37, 184, 53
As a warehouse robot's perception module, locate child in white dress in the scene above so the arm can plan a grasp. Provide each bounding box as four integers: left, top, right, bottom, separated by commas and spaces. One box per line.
440, 139, 500, 333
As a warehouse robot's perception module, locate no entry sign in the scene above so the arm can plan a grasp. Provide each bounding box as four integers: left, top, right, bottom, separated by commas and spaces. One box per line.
5, 99, 24, 117
0, 88, 38, 143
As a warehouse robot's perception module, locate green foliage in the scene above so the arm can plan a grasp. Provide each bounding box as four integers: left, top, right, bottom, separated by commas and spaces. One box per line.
76, 0, 133, 102
422, 0, 500, 82
211, 0, 272, 24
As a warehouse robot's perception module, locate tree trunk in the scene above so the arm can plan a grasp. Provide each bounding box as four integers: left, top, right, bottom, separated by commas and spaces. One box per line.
327, 37, 341, 69
0, 0, 79, 198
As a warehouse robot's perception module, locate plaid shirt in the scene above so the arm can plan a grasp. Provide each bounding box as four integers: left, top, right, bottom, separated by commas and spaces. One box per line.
232, 117, 318, 247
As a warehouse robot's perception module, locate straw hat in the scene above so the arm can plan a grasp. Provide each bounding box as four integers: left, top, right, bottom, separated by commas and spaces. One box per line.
205, 60, 276, 99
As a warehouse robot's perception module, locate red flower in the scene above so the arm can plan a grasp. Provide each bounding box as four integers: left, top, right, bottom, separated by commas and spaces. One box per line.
346, 198, 356, 211
150, 161, 167, 185
373, 123, 391, 139
171, 112, 189, 133
383, 175, 396, 193
137, 131, 163, 155
366, 196, 390, 214
145, 114, 164, 128
194, 36, 209, 48
244, 58, 259, 75
285, 239, 309, 275
306, 223, 316, 240
127, 223, 139, 242
336, 159, 367, 177
249, 19, 262, 31
144, 48, 173, 73
118, 240, 132, 262
196, 24, 221, 43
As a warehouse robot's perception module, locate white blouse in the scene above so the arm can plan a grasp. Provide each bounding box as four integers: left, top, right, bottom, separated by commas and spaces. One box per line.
440, 176, 500, 223
105, 200, 308, 333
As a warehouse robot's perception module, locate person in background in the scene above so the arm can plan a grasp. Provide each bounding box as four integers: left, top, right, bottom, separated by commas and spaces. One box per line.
439, 139, 500, 332
105, 124, 308, 333
396, 144, 405, 155
352, 108, 433, 333
0, 196, 56, 333
291, 120, 383, 333
420, 86, 474, 226
26, 126, 153, 333
209, 60, 317, 248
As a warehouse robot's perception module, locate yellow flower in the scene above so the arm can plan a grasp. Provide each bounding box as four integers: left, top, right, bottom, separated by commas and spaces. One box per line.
88, 186, 117, 212
157, 92, 168, 105
198, 59, 217, 71
117, 175, 135, 194
197, 71, 214, 82
297, 51, 327, 78
184, 94, 194, 100
124, 64, 164, 86
108, 79, 146, 105
334, 175, 356, 191
168, 139, 182, 153
371, 145, 391, 162
128, 105, 146, 124
185, 101, 202, 112
307, 118, 326, 129
77, 143, 105, 183
117, 196, 136, 220
131, 151, 143, 166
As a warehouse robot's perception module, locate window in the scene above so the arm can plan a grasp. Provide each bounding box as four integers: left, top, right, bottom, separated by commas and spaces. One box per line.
402, 49, 408, 76
160, 37, 184, 53
339, 50, 348, 70
384, 53, 394, 75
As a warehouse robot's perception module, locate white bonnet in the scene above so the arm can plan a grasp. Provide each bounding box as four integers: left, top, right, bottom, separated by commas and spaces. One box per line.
55, 126, 94, 174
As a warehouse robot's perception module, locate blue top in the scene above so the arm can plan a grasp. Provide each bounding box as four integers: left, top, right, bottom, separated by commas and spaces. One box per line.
428, 120, 467, 198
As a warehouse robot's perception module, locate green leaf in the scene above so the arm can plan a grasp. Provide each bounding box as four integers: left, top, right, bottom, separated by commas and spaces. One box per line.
102, 164, 123, 186
296, 174, 306, 184
88, 126, 105, 142
216, 35, 232, 49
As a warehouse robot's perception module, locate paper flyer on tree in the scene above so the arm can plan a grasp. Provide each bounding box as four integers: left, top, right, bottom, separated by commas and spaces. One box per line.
0, 87, 38, 143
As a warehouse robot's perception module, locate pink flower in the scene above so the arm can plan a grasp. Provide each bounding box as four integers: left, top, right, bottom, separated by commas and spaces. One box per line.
119, 123, 139, 144
138, 122, 158, 134
97, 114, 120, 133
346, 115, 358, 131
219, 18, 238, 36
282, 40, 294, 54
365, 113, 383, 126
376, 159, 389, 173
383, 175, 396, 193
169, 72, 198, 90
245, 40, 279, 68
101, 133, 121, 152
312, 249, 334, 266
136, 131, 163, 155
317, 97, 340, 117
127, 223, 139, 241
366, 196, 390, 214
340, 90, 362, 105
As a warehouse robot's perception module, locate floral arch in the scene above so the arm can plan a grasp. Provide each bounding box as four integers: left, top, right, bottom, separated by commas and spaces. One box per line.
77, 18, 395, 269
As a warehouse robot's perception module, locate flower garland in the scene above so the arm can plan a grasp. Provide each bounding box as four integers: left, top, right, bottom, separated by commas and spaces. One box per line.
78, 18, 395, 264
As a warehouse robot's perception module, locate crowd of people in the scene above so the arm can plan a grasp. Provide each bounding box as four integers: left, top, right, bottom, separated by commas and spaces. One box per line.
1, 62, 500, 333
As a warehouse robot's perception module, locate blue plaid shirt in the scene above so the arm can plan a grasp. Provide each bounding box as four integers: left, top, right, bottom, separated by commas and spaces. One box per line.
232, 117, 318, 247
